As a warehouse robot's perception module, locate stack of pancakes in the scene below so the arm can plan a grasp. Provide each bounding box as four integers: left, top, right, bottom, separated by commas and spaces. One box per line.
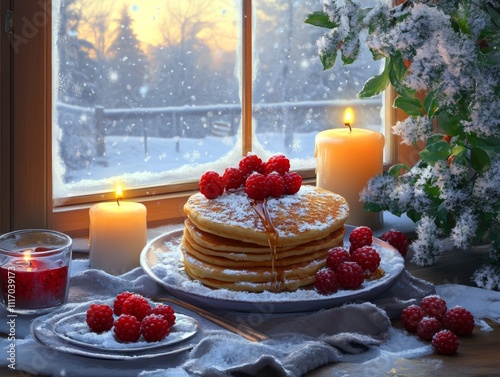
181, 185, 349, 292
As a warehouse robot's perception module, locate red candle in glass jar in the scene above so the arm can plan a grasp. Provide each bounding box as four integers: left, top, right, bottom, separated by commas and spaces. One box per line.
0, 248, 69, 310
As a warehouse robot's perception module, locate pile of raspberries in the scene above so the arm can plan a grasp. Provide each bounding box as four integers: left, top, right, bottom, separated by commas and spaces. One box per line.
199, 153, 302, 200
85, 292, 176, 343
314, 226, 408, 295
401, 294, 475, 355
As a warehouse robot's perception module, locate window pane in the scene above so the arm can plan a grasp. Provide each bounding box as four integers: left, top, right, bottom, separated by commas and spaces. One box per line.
252, 1, 384, 168
53, 0, 241, 198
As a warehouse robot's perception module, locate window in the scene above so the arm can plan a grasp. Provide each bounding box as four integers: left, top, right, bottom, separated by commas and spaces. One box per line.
2, 0, 392, 235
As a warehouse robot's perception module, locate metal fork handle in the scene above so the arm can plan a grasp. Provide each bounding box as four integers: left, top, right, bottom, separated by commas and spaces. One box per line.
159, 297, 269, 342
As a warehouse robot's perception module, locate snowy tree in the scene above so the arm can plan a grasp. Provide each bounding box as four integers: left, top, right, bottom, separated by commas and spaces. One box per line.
105, 6, 149, 109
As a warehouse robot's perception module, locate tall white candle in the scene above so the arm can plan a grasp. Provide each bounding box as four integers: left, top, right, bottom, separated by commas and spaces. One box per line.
315, 108, 385, 229
89, 187, 147, 275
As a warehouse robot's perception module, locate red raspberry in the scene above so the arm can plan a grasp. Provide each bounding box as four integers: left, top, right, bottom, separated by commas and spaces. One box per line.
141, 314, 171, 342
442, 306, 475, 335
432, 330, 459, 355
239, 154, 265, 178
283, 171, 302, 195
222, 167, 245, 191
325, 247, 350, 271
113, 291, 133, 316
113, 314, 141, 342
152, 304, 176, 327
350, 246, 381, 274
245, 172, 269, 200
121, 294, 152, 322
400, 305, 425, 332
335, 261, 364, 290
86, 303, 114, 333
417, 317, 442, 341
348, 226, 373, 252
314, 268, 339, 295
266, 172, 285, 198
420, 295, 447, 321
264, 154, 290, 175
380, 229, 409, 258
199, 170, 224, 199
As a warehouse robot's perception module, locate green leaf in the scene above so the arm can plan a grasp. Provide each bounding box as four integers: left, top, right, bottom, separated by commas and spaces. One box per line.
485, 2, 500, 29
467, 133, 500, 152
341, 37, 360, 65
363, 202, 385, 213
358, 58, 391, 98
424, 90, 439, 118
320, 49, 338, 70
304, 11, 337, 29
470, 146, 491, 173
388, 53, 416, 99
393, 96, 424, 116
388, 163, 410, 178
420, 140, 452, 165
436, 110, 464, 138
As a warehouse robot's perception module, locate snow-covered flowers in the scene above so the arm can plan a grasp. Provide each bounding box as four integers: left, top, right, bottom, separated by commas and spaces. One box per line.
307, 0, 500, 289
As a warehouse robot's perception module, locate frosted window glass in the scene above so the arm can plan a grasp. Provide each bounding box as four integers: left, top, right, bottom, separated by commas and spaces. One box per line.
52, 0, 384, 200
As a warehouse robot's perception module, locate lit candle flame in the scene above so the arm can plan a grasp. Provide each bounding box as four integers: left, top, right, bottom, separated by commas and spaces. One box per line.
116, 185, 123, 206
344, 108, 354, 133
23, 250, 32, 264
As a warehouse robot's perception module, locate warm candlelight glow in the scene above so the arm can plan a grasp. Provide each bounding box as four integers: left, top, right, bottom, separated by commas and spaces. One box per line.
23, 250, 32, 263
116, 185, 123, 205
344, 107, 354, 128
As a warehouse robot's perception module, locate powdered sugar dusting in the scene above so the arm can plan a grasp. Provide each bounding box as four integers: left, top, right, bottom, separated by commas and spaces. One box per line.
145, 229, 405, 308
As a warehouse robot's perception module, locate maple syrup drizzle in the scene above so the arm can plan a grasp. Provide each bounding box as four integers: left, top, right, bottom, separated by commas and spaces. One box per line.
250, 199, 283, 291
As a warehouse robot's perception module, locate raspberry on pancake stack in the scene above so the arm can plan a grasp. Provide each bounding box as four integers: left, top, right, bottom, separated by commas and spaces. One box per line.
181, 153, 350, 292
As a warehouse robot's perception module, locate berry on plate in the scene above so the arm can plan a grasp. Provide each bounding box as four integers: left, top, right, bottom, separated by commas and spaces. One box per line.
348, 226, 373, 252
283, 171, 302, 195
113, 314, 141, 342
420, 295, 447, 321
245, 172, 269, 200
314, 268, 339, 295
350, 246, 381, 275
222, 167, 245, 191
239, 154, 265, 178
113, 291, 133, 316
417, 317, 442, 341
400, 304, 426, 332
442, 306, 475, 335
335, 261, 364, 290
432, 330, 459, 355
141, 314, 171, 342
380, 229, 409, 258
86, 303, 114, 333
121, 294, 152, 322
266, 172, 285, 198
264, 154, 290, 175
152, 304, 177, 327
199, 170, 224, 199
325, 247, 350, 272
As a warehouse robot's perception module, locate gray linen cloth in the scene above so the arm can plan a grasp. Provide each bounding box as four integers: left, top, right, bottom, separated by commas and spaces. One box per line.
0, 261, 434, 377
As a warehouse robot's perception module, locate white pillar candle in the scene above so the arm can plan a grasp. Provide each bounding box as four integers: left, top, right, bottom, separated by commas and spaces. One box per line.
315, 108, 385, 229
89, 190, 147, 275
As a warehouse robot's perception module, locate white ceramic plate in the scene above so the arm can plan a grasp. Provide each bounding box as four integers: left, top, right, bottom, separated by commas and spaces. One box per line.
31, 302, 200, 360
53, 312, 199, 352
140, 225, 405, 313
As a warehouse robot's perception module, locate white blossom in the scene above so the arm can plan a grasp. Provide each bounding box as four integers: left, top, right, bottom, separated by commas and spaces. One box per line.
411, 215, 443, 266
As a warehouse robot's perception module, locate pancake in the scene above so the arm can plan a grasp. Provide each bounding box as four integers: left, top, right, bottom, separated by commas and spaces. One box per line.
183, 218, 345, 259
184, 185, 349, 247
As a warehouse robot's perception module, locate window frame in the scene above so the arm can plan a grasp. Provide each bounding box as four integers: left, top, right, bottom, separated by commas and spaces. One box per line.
1, 0, 401, 237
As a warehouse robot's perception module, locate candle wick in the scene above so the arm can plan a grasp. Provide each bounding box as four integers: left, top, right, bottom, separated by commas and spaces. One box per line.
344, 122, 352, 133
117, 197, 122, 206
